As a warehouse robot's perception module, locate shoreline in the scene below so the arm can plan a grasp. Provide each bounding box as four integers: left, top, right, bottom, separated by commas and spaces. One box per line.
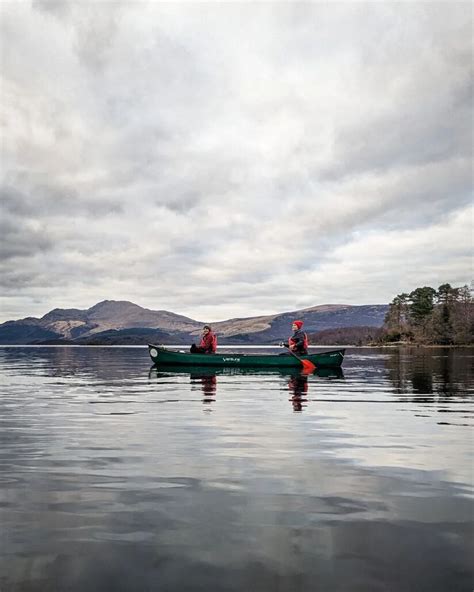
0, 344, 472, 349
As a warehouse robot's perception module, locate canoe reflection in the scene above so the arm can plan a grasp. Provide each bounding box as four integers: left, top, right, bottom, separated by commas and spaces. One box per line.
149, 365, 344, 410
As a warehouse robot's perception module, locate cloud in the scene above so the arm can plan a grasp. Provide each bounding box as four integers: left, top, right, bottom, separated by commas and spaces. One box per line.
305, 204, 473, 302
0, 2, 471, 322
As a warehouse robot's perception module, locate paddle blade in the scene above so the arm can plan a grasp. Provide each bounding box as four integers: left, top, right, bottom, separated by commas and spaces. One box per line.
301, 359, 316, 373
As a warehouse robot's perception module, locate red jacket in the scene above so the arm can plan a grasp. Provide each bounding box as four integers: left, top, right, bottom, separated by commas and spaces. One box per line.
288, 330, 308, 354
199, 331, 217, 353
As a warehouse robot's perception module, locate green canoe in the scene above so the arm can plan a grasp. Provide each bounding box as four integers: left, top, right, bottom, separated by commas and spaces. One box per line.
148, 345, 345, 368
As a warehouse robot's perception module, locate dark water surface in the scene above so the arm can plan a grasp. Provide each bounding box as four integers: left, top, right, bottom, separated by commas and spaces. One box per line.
0, 346, 472, 592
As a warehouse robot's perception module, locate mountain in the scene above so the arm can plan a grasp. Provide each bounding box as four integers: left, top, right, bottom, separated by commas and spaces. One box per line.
213, 304, 387, 342
0, 300, 388, 345
0, 320, 63, 345
0, 301, 203, 345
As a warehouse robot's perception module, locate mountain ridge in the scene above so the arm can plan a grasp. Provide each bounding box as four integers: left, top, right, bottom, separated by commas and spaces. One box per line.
0, 300, 388, 344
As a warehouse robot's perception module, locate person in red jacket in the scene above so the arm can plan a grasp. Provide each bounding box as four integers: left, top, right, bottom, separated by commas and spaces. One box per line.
283, 320, 309, 355
190, 325, 217, 354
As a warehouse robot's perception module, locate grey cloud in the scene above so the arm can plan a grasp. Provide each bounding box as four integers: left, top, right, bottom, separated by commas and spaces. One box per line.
155, 193, 200, 214
32, 0, 73, 20
1, 183, 123, 220
0, 216, 54, 260
72, 5, 124, 74
326, 95, 471, 181
322, 23, 472, 180
338, 159, 471, 232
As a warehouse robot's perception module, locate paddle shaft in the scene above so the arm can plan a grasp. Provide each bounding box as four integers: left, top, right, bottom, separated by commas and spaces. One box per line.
285, 345, 316, 372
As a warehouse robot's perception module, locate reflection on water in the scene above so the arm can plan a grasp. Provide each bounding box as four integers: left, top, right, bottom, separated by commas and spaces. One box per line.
385, 347, 473, 399
151, 365, 344, 413
193, 374, 218, 403
288, 374, 308, 412
0, 346, 473, 592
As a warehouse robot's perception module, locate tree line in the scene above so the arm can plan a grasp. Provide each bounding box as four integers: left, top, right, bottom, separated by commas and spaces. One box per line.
382, 283, 473, 345
307, 326, 384, 346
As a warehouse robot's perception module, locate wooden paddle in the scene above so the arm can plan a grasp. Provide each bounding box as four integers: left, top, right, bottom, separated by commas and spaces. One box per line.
281, 344, 316, 372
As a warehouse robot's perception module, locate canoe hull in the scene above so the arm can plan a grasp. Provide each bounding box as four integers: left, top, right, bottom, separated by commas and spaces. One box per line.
148, 345, 345, 368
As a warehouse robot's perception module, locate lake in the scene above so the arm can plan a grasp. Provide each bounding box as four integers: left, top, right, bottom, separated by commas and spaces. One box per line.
0, 346, 472, 592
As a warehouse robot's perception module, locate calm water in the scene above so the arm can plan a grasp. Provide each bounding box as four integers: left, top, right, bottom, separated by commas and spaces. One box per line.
0, 346, 472, 592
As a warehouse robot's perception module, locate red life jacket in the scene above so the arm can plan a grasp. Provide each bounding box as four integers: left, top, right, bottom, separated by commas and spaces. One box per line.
289, 332, 308, 351
199, 332, 217, 353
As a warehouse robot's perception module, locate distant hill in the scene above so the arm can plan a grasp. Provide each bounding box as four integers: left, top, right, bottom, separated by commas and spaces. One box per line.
0, 300, 388, 345
307, 326, 385, 346
215, 304, 387, 343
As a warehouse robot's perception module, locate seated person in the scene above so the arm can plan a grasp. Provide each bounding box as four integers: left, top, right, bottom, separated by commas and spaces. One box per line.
283, 320, 308, 355
190, 325, 217, 354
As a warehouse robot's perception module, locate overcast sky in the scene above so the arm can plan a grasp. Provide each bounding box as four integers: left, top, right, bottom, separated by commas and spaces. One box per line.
0, 1, 472, 322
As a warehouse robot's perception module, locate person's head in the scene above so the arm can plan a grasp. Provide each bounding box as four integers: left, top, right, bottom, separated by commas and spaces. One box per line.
203, 325, 211, 334
292, 320, 303, 331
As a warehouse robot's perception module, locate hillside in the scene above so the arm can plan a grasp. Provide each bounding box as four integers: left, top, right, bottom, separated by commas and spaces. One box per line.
0, 300, 388, 345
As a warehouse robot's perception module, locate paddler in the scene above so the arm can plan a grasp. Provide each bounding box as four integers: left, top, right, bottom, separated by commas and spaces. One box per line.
190, 325, 217, 354
283, 320, 309, 355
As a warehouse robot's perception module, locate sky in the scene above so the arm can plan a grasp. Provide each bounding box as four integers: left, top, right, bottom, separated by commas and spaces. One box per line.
0, 1, 472, 323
